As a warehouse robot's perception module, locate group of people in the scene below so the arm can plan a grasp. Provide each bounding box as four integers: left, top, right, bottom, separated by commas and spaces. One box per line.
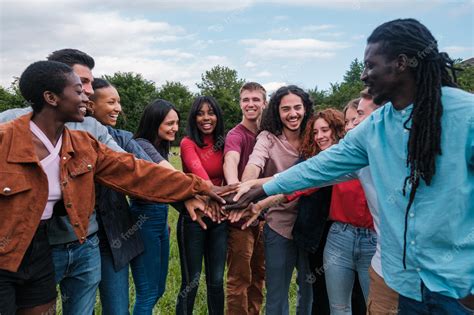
0, 18, 472, 315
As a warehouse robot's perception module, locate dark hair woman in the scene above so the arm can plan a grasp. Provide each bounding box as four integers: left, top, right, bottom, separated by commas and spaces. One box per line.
89, 78, 155, 315
130, 98, 180, 313
176, 95, 227, 314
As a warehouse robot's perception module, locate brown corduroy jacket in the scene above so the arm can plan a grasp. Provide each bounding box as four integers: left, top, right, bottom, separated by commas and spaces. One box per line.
0, 114, 210, 272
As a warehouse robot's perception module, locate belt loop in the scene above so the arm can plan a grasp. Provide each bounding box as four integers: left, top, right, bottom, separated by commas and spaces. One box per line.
342, 223, 348, 231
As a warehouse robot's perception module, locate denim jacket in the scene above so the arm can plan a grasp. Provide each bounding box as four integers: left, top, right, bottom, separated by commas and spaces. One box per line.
95, 127, 152, 271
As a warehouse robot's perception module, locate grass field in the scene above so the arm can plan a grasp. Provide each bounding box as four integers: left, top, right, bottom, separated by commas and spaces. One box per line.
67, 147, 297, 314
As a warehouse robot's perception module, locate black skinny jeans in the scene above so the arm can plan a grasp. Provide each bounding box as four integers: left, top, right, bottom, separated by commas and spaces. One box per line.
176, 214, 228, 315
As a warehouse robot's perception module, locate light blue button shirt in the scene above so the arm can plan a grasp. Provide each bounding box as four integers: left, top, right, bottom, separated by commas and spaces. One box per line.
265, 87, 474, 301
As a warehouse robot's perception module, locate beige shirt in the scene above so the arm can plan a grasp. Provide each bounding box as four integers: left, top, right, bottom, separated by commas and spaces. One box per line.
247, 131, 300, 239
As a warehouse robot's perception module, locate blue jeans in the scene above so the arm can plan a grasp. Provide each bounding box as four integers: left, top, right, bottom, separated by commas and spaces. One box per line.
323, 222, 376, 315
130, 201, 170, 315
399, 283, 474, 315
99, 250, 130, 315
264, 224, 313, 315
176, 214, 227, 315
52, 233, 101, 315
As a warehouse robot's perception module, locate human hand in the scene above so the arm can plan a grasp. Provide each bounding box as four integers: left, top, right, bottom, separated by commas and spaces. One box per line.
194, 209, 209, 230
201, 183, 239, 205
184, 196, 213, 221
223, 186, 267, 211
212, 183, 240, 197
240, 203, 265, 229
232, 179, 257, 202
205, 199, 228, 224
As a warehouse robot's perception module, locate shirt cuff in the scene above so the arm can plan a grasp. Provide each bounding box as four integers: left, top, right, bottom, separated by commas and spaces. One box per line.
263, 179, 280, 196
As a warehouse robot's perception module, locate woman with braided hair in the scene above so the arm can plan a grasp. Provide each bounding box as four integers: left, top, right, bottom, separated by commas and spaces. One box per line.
226, 18, 473, 314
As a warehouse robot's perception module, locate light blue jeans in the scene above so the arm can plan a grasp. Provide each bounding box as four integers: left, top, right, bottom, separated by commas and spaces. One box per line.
99, 250, 130, 315
264, 224, 313, 315
323, 222, 376, 315
130, 201, 170, 315
52, 234, 101, 315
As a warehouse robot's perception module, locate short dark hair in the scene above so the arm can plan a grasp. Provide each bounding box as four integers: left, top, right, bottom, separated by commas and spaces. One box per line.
186, 96, 225, 150
47, 49, 95, 69
89, 78, 113, 102
260, 85, 314, 136
135, 99, 180, 158
19, 60, 74, 113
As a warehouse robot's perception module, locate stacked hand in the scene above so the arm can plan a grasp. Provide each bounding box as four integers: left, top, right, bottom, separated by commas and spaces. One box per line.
184, 182, 269, 230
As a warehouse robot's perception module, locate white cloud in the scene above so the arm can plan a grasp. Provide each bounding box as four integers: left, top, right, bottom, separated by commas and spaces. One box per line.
0, 2, 228, 90
263, 81, 286, 95
301, 24, 336, 32
256, 71, 272, 77
155, 50, 195, 60
241, 38, 349, 58
245, 61, 257, 68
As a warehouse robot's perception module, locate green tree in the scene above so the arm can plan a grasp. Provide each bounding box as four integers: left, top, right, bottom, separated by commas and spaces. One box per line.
196, 65, 245, 132
322, 59, 365, 109
307, 86, 329, 110
156, 81, 195, 142
104, 72, 159, 133
0, 79, 27, 112
456, 63, 474, 93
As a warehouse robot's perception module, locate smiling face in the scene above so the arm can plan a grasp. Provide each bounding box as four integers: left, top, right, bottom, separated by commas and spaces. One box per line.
72, 64, 94, 97
158, 109, 179, 142
196, 102, 217, 135
279, 93, 305, 132
89, 86, 121, 126
56, 73, 88, 123
240, 89, 266, 122
361, 43, 399, 105
313, 117, 335, 151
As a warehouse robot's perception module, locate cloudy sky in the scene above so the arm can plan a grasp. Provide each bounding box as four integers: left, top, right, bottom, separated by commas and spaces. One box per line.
1, 0, 473, 94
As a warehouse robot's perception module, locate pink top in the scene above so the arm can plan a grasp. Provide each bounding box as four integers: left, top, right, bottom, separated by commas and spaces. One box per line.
247, 131, 300, 239
180, 135, 224, 186
29, 121, 63, 220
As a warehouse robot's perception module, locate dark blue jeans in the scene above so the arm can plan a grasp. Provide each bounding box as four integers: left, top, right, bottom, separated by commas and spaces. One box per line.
130, 201, 170, 315
176, 214, 227, 315
264, 224, 313, 315
399, 282, 474, 315
99, 250, 130, 315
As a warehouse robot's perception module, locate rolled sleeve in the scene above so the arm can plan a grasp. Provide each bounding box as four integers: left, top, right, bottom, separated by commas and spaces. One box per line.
263, 123, 370, 195
247, 131, 272, 171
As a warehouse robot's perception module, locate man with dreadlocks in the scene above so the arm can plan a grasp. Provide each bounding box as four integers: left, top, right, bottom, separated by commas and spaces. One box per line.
225, 18, 473, 314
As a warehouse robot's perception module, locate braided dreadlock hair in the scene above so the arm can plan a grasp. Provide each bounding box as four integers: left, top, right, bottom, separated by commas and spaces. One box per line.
367, 18, 458, 268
